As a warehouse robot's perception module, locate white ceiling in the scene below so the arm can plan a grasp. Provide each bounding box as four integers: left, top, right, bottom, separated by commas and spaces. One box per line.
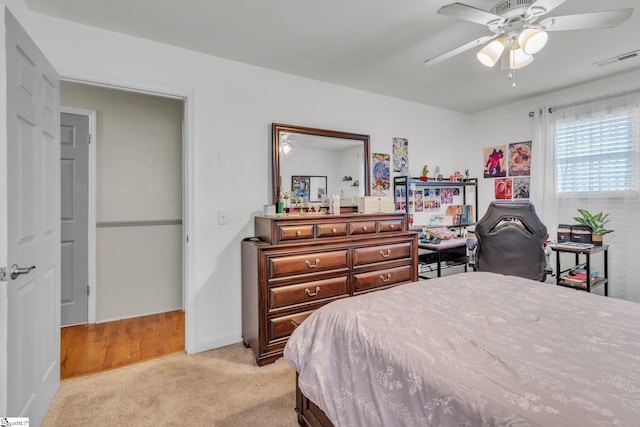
24, 0, 640, 114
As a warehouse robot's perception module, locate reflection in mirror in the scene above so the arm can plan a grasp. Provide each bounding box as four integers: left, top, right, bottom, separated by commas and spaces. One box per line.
272, 124, 370, 208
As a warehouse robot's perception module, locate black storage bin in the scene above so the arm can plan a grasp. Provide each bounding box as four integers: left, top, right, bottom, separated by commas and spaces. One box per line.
570, 225, 592, 243
557, 224, 572, 242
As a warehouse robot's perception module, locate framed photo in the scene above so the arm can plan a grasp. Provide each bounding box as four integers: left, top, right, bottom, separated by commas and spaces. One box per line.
291, 176, 310, 201
292, 175, 327, 202
309, 176, 327, 202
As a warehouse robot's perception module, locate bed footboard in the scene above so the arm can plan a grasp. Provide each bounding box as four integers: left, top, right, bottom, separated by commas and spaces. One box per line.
295, 374, 334, 427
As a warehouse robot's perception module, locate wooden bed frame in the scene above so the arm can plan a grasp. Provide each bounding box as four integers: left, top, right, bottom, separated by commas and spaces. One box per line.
295, 374, 333, 427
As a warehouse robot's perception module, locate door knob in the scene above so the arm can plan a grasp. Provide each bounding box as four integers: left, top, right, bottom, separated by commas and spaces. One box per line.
10, 264, 36, 280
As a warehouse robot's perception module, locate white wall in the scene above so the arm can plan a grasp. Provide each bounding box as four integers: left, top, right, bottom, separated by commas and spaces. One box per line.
21, 10, 474, 352
340, 146, 363, 199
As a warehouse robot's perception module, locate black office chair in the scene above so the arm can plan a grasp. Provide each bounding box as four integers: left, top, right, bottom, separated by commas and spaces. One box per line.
473, 201, 548, 281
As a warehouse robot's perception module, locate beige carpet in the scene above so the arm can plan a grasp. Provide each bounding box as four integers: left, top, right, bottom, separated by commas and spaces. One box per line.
42, 343, 299, 427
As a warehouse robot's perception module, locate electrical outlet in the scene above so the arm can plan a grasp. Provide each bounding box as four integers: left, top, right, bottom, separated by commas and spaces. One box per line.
218, 209, 228, 225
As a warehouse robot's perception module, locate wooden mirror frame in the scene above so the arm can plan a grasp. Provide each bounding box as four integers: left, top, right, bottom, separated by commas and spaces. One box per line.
272, 123, 371, 205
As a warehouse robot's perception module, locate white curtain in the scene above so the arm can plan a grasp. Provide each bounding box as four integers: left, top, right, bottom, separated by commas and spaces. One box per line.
531, 90, 640, 302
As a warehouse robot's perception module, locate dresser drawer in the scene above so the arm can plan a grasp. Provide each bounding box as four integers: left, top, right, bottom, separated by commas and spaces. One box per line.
350, 221, 376, 235
269, 250, 349, 279
316, 222, 348, 238
269, 276, 348, 310
278, 224, 315, 241
353, 241, 412, 266
353, 264, 413, 292
269, 310, 315, 342
378, 219, 403, 233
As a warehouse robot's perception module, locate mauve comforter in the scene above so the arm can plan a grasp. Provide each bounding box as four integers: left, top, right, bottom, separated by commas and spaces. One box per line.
284, 271, 640, 426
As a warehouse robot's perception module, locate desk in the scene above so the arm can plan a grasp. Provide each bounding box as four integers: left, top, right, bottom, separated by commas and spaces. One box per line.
418, 237, 468, 278
551, 243, 608, 296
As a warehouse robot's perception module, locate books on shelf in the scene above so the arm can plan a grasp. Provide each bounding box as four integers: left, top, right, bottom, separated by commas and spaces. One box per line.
573, 268, 599, 276
560, 277, 588, 289
445, 205, 474, 225
563, 274, 590, 283
560, 270, 600, 289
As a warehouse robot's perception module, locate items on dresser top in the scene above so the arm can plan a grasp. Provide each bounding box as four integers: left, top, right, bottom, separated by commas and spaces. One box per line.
357, 195, 394, 214
242, 213, 418, 366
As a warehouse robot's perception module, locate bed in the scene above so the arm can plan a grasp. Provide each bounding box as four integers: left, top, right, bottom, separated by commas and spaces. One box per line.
283, 271, 640, 426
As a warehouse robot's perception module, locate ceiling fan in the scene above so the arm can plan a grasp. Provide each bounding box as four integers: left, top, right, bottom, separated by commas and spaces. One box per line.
424, 0, 633, 79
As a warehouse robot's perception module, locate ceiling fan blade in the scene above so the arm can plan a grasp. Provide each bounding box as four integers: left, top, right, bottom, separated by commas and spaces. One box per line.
438, 3, 502, 26
541, 9, 633, 31
424, 35, 498, 66
528, 0, 566, 15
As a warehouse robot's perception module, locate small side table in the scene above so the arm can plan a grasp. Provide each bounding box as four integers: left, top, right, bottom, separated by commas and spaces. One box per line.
418, 237, 468, 278
551, 243, 608, 296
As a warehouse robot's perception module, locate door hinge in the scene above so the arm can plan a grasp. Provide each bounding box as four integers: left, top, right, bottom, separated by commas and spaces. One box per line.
87, 133, 91, 144
0, 267, 6, 282
87, 285, 90, 296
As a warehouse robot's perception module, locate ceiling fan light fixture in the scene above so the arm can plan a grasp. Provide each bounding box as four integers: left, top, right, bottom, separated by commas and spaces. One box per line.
517, 28, 548, 55
510, 48, 534, 69
477, 39, 506, 67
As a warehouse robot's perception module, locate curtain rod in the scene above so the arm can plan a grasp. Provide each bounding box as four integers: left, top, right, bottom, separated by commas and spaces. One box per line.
528, 86, 640, 117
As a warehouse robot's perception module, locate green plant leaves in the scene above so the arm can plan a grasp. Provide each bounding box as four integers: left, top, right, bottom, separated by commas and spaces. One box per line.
573, 209, 614, 235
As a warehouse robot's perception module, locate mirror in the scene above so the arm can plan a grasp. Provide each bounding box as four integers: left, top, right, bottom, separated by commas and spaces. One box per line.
273, 123, 370, 207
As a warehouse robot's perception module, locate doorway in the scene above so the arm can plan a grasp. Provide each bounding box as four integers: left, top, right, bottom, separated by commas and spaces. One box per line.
60, 111, 90, 326
59, 82, 187, 354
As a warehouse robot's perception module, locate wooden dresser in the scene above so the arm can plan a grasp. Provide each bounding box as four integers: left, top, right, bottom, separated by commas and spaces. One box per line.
241, 213, 418, 366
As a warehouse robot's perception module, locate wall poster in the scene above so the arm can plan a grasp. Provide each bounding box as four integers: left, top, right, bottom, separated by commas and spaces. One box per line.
483, 145, 507, 178
513, 176, 531, 199
392, 137, 409, 174
508, 141, 532, 176
494, 178, 512, 200
372, 152, 391, 191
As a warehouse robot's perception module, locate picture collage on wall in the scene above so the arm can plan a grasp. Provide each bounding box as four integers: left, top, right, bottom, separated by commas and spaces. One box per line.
483, 141, 531, 200
396, 184, 473, 226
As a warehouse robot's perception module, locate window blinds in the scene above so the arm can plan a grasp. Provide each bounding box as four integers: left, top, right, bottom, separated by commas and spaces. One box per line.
553, 91, 640, 194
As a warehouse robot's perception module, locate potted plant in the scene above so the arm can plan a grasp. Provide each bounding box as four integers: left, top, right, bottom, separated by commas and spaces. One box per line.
420, 165, 429, 181
573, 209, 614, 245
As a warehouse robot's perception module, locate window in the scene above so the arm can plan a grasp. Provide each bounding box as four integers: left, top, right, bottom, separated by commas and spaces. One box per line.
554, 93, 640, 194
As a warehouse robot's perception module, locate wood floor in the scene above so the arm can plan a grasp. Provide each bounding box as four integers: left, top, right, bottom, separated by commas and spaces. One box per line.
60, 310, 185, 380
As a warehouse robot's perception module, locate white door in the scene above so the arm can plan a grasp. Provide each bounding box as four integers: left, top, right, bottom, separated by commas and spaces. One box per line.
3, 9, 60, 425
60, 113, 89, 326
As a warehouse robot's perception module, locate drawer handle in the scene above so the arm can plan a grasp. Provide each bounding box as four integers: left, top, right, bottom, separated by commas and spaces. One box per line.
305, 286, 321, 297
390, 224, 395, 229
305, 258, 320, 268
296, 230, 302, 237
380, 249, 391, 258
332, 227, 337, 233
380, 274, 391, 282
362, 226, 368, 232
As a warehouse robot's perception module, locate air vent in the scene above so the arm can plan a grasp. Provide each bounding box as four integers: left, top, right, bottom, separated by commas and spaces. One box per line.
593, 50, 640, 67
491, 0, 534, 17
